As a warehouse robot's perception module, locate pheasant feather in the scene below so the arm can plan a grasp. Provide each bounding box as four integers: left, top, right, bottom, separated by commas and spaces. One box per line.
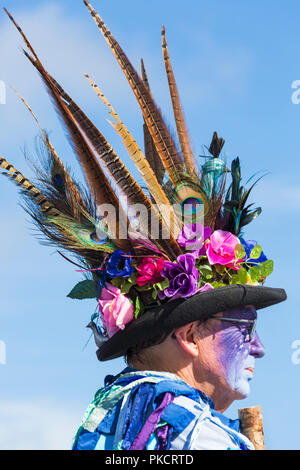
0, 155, 58, 216
140, 59, 165, 186
83, 0, 185, 188
84, 73, 182, 236
161, 26, 197, 177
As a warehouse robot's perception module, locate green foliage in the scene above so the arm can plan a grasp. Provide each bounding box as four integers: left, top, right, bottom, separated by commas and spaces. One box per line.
198, 264, 214, 282
223, 158, 263, 235
249, 245, 262, 260
154, 279, 169, 291
260, 259, 274, 277
230, 267, 248, 285
211, 281, 227, 288
249, 266, 261, 282
134, 296, 144, 319
235, 244, 246, 259
111, 272, 138, 294
67, 280, 97, 300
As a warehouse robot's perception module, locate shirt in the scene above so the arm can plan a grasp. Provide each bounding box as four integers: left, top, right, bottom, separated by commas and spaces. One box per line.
72, 367, 254, 450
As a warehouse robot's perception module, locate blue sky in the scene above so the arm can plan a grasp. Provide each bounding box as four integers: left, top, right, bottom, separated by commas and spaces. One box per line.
0, 0, 299, 449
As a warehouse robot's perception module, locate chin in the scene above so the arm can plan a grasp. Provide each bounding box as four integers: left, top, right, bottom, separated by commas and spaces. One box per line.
234, 376, 252, 399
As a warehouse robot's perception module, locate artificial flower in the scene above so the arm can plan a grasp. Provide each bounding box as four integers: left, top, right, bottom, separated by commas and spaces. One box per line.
106, 250, 133, 278
158, 253, 199, 300
177, 223, 212, 254
240, 239, 267, 265
205, 229, 243, 270
136, 257, 165, 286
199, 283, 214, 292
98, 283, 134, 337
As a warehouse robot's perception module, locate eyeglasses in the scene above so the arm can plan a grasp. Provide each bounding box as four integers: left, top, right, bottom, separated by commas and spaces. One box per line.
210, 316, 257, 343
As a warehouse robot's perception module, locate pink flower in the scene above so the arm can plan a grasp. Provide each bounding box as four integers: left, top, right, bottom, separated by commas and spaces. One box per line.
205, 230, 243, 270
136, 257, 165, 286
98, 283, 134, 337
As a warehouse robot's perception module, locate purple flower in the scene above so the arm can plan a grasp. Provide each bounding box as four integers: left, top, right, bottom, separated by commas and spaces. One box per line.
158, 253, 199, 300
177, 223, 212, 256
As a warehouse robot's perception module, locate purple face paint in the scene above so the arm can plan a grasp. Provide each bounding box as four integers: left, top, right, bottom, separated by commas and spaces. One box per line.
216, 306, 265, 398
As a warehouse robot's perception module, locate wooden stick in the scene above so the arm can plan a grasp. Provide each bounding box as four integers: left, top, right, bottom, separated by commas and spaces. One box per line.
238, 405, 265, 450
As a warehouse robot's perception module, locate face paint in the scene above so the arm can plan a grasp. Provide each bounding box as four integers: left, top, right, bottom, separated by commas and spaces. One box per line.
216, 306, 264, 398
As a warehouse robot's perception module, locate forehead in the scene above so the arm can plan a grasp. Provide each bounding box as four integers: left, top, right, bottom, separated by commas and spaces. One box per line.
222, 304, 257, 320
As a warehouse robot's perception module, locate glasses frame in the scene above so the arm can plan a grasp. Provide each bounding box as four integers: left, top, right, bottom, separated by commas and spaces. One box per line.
210, 316, 257, 343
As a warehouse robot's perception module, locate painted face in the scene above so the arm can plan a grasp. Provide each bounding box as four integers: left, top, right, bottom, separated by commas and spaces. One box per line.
216, 305, 265, 398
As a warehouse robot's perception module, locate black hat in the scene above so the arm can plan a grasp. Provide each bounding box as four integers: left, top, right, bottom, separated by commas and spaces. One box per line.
97, 285, 287, 361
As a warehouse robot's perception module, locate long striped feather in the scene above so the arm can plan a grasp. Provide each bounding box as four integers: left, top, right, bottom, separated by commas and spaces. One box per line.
0, 155, 59, 216
43, 74, 182, 257
0, 156, 116, 259
83, 0, 184, 187
4, 8, 129, 251
11, 86, 88, 217
140, 59, 165, 186
161, 26, 198, 177
84, 73, 182, 237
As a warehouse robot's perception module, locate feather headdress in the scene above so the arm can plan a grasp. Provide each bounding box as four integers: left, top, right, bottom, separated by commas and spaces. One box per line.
2, 4, 275, 344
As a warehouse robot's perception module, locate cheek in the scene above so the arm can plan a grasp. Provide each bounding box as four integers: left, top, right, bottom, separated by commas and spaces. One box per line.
217, 327, 251, 382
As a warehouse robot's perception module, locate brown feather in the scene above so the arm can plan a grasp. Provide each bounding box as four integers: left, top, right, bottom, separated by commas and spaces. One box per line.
0, 155, 59, 217
46, 73, 182, 257
11, 86, 88, 218
83, 0, 184, 187
161, 26, 197, 177
140, 59, 165, 186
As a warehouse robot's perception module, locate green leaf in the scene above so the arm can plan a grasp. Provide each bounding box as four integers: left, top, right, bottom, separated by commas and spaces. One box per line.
67, 280, 97, 300
155, 278, 169, 291
198, 264, 213, 280
260, 259, 274, 277
249, 245, 262, 260
235, 244, 246, 259
215, 264, 225, 275
249, 266, 261, 282
211, 281, 226, 288
152, 286, 158, 300
134, 296, 144, 319
111, 277, 132, 294
232, 267, 248, 284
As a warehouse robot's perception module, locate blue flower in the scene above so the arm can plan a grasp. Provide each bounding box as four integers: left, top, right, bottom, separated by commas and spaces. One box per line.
240, 239, 268, 265
106, 250, 133, 278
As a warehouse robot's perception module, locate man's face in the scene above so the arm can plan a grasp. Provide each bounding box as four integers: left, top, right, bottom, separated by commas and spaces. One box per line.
216, 305, 265, 399
194, 305, 265, 408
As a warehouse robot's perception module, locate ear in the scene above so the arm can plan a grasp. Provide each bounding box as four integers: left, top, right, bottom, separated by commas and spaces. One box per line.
173, 322, 200, 358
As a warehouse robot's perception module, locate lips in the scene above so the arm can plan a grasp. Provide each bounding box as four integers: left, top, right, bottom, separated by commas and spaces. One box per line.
245, 367, 254, 374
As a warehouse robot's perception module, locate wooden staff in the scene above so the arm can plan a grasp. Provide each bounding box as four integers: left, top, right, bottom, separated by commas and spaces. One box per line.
238, 405, 265, 450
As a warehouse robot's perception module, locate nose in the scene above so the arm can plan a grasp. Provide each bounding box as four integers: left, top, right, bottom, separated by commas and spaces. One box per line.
250, 332, 265, 358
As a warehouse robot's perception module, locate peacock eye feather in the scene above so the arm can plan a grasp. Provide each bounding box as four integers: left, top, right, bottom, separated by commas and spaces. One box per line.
53, 173, 64, 189
181, 197, 204, 216
90, 232, 108, 245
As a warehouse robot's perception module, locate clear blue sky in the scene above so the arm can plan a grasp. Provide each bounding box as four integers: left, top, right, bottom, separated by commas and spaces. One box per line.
0, 0, 299, 449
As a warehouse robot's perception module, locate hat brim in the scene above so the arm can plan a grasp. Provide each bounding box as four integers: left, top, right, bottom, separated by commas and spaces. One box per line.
97, 284, 287, 361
